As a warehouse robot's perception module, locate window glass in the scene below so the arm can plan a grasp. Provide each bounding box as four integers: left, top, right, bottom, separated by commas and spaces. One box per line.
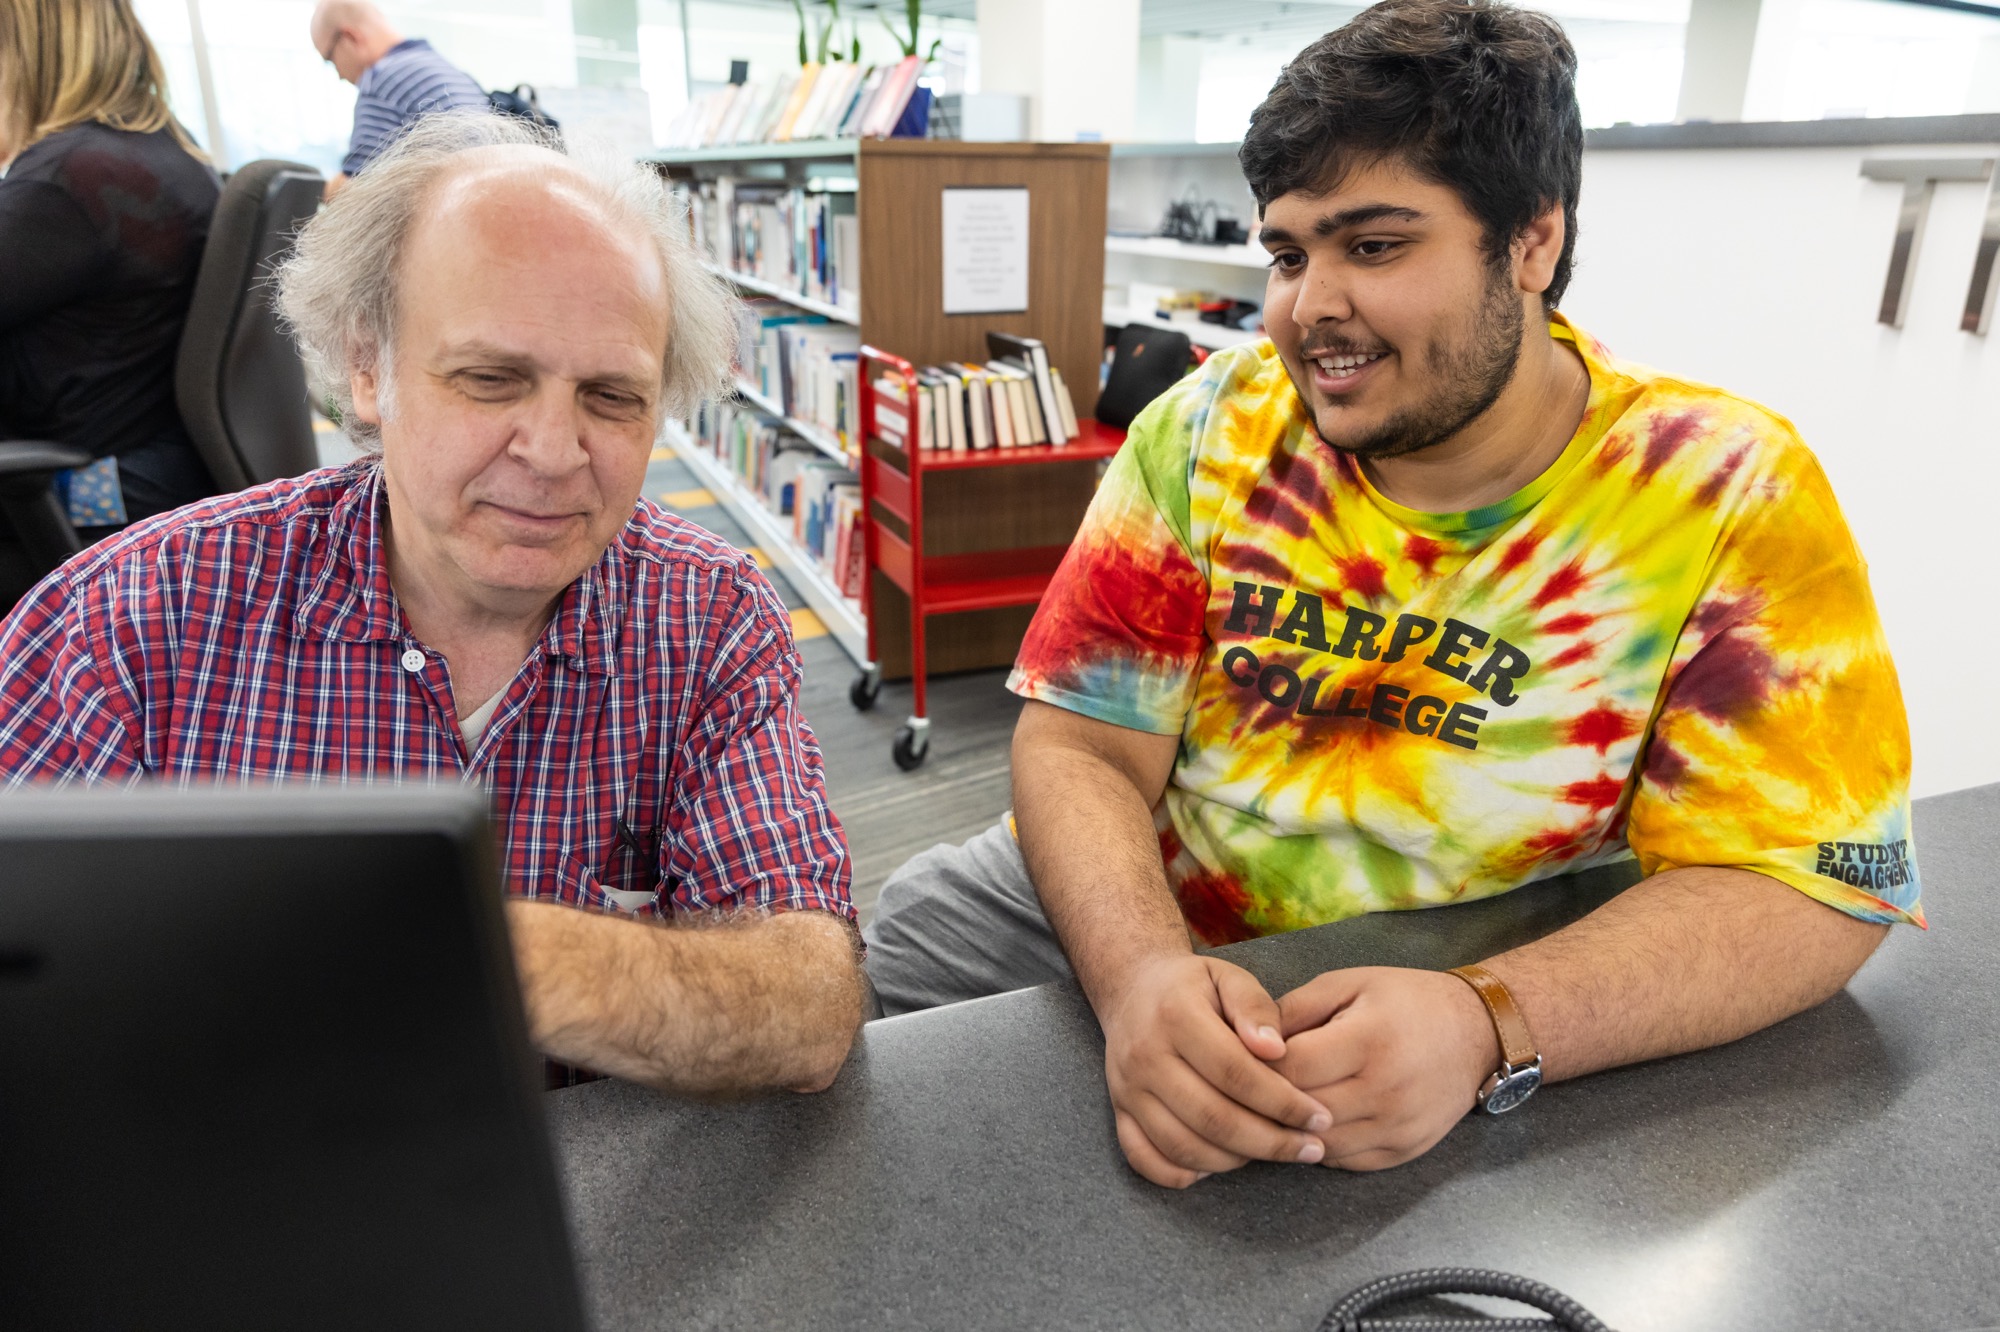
1182, 1, 1690, 141
1758, 0, 2000, 120
197, 0, 355, 174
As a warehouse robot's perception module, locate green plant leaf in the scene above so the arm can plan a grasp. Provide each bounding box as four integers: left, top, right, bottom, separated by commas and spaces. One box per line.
879, 8, 914, 57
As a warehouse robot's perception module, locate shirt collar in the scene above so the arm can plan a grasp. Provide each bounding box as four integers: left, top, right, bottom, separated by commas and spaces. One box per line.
294, 459, 626, 676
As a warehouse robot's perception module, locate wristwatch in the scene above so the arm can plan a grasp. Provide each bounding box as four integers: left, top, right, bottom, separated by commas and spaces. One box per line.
1447, 964, 1543, 1115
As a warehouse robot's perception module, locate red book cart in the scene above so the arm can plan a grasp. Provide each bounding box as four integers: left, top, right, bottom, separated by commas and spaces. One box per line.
850, 347, 1126, 770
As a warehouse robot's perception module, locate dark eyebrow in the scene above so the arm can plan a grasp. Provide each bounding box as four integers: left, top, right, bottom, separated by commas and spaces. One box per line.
1260, 204, 1428, 247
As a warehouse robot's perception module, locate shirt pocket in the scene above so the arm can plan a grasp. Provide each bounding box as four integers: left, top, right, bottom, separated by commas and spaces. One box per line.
554, 848, 662, 918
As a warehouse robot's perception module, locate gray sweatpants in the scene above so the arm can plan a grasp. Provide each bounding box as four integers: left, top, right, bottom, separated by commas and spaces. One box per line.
862, 817, 1076, 1017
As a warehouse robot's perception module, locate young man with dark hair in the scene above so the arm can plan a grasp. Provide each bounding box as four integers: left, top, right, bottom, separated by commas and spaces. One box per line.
864, 0, 1921, 1186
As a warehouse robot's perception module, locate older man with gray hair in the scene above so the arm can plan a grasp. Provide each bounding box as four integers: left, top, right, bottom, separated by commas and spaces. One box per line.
0, 115, 867, 1095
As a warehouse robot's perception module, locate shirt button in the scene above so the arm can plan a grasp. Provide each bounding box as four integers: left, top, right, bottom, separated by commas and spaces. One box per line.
401, 648, 425, 672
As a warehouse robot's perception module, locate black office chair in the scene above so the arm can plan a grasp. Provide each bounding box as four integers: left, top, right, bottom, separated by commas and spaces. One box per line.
0, 158, 325, 605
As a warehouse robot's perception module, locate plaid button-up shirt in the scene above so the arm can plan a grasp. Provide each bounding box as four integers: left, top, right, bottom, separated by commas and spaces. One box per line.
0, 459, 853, 924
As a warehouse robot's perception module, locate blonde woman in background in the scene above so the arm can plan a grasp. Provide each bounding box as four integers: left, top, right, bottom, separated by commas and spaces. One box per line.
0, 0, 221, 588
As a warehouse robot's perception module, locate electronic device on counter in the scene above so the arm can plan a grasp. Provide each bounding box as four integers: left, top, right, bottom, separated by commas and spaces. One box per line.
0, 785, 586, 1332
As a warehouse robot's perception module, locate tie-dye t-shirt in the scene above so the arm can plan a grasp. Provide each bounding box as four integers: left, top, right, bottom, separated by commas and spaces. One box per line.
1008, 318, 1922, 945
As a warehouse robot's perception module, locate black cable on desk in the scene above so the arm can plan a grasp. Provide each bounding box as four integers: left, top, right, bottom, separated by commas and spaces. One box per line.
1318, 1267, 1613, 1332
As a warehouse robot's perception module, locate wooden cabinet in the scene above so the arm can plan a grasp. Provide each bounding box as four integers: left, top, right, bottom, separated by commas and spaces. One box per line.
649, 139, 1111, 678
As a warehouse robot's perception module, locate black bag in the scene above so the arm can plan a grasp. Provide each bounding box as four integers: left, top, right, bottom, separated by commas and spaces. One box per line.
488, 84, 561, 135
1095, 324, 1194, 429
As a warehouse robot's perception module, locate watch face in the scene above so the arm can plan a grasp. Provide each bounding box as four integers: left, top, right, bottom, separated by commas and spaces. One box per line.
1483, 1066, 1542, 1115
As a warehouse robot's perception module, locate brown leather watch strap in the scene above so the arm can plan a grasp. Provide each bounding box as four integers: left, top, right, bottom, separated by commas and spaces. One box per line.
1447, 964, 1537, 1069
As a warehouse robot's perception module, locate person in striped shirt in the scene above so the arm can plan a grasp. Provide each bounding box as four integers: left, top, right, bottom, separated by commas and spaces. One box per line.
311, 0, 488, 198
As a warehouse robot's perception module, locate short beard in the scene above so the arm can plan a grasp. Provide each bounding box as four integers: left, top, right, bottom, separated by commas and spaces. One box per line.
1302, 261, 1526, 463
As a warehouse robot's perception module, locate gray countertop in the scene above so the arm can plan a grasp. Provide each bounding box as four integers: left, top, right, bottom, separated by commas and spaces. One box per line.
550, 784, 1999, 1331
1587, 111, 2000, 151
1108, 114, 2000, 159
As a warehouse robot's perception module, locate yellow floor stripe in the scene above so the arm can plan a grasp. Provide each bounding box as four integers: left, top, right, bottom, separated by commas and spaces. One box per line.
789, 608, 828, 641
740, 546, 769, 568
649, 446, 673, 461
658, 487, 715, 509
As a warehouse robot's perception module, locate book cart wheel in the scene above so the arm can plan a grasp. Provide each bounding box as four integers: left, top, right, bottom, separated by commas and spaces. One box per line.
891, 719, 930, 771
850, 663, 882, 712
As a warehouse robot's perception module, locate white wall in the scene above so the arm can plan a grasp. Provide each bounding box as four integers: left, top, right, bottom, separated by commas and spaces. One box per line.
1136, 36, 1202, 143
1563, 139, 2000, 798
977, 0, 1138, 142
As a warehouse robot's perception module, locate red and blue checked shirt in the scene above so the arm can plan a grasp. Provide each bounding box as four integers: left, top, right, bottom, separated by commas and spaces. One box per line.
0, 459, 854, 923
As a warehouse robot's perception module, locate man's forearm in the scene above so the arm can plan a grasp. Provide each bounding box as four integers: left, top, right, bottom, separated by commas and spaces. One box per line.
1011, 706, 1185, 1014
506, 901, 866, 1095
1014, 702, 1339, 1185
1481, 866, 1888, 1082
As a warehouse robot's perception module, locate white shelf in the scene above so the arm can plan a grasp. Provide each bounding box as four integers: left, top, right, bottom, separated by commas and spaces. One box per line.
1103, 302, 1264, 350
1104, 235, 1271, 270
733, 379, 852, 465
663, 420, 868, 666
644, 141, 859, 165
706, 263, 860, 325
1109, 142, 1243, 159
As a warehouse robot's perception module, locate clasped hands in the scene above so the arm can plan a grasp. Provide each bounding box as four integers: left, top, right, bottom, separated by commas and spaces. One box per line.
1102, 953, 1504, 1188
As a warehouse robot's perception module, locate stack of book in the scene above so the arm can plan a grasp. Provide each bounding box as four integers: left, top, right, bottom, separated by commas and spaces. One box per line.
767, 323, 861, 449
790, 461, 866, 601
657, 55, 927, 150
678, 179, 861, 317
686, 399, 865, 601
872, 333, 1081, 453
729, 300, 861, 452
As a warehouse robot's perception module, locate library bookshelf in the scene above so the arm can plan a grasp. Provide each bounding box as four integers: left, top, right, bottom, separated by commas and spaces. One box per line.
663, 417, 870, 664
648, 139, 1113, 711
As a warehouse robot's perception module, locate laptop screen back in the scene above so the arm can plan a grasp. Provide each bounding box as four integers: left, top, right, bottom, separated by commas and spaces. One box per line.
0, 786, 586, 1331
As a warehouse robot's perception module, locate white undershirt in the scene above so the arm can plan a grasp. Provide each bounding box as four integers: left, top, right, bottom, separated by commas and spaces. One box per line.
457, 691, 504, 748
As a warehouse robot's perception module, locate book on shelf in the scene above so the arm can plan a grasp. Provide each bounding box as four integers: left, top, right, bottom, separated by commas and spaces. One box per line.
985, 361, 1045, 445
693, 85, 735, 146
832, 492, 866, 600
685, 398, 861, 599
941, 363, 994, 451
673, 178, 860, 317
1049, 367, 1080, 440
873, 373, 941, 452
983, 365, 1016, 447
867, 338, 1088, 456
825, 63, 871, 139
860, 56, 924, 139
791, 61, 862, 142
657, 54, 932, 150
986, 332, 1071, 446
840, 66, 889, 139
770, 322, 861, 448
770, 64, 820, 142
918, 368, 965, 453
